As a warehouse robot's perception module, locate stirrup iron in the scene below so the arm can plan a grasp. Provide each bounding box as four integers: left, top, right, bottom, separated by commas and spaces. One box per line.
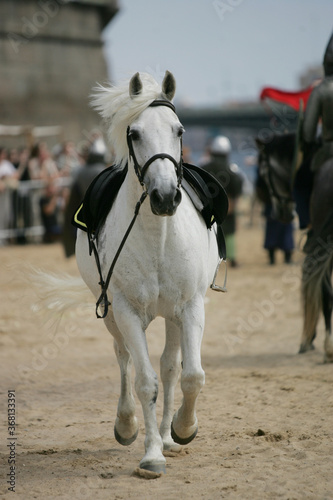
210, 258, 227, 293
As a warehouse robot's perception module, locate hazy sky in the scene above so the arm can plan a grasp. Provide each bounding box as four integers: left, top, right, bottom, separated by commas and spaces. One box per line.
103, 0, 332, 107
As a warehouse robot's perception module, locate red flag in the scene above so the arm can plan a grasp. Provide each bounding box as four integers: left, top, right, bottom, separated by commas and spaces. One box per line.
260, 85, 314, 111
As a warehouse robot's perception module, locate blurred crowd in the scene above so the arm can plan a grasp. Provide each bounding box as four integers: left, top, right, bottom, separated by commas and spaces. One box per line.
0, 131, 109, 247
0, 132, 296, 267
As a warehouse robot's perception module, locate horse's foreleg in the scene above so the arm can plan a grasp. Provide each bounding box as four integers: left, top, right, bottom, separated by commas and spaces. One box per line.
112, 297, 166, 473
104, 316, 139, 445
299, 255, 320, 353
160, 319, 182, 452
171, 296, 205, 445
113, 338, 139, 445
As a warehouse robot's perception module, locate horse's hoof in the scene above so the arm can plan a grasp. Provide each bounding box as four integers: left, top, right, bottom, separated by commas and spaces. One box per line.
114, 425, 138, 446
139, 461, 166, 474
324, 353, 333, 364
163, 440, 182, 453
171, 422, 198, 445
324, 338, 333, 363
298, 343, 315, 354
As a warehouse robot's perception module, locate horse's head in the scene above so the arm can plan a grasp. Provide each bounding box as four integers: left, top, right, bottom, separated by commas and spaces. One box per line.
127, 71, 183, 216
91, 71, 184, 216
256, 136, 296, 224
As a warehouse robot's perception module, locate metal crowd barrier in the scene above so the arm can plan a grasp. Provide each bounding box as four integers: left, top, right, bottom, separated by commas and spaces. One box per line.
0, 177, 72, 244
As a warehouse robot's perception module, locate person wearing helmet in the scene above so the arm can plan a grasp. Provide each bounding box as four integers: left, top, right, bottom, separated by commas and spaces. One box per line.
62, 136, 108, 257
294, 32, 333, 233
303, 32, 333, 174
201, 135, 243, 267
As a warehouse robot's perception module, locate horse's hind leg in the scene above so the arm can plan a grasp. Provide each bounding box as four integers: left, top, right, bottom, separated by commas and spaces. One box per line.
104, 316, 139, 445
323, 266, 333, 363
159, 319, 182, 452
171, 295, 205, 445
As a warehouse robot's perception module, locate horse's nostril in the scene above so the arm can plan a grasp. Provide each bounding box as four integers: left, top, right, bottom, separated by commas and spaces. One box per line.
150, 187, 181, 215
151, 189, 163, 208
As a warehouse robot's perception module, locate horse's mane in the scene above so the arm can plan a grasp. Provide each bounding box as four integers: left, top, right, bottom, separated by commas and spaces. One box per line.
91, 73, 164, 166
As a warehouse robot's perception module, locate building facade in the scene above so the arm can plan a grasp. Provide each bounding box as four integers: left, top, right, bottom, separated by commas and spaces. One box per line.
0, 0, 119, 146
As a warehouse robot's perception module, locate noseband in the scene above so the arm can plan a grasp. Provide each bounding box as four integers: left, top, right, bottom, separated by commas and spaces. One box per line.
126, 99, 183, 187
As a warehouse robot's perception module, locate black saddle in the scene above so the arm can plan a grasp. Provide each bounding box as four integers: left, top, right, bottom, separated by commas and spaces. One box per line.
72, 163, 228, 259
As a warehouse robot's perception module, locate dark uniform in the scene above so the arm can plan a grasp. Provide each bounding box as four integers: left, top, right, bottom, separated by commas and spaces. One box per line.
295, 32, 333, 229
303, 32, 333, 172
62, 139, 107, 257
202, 137, 243, 266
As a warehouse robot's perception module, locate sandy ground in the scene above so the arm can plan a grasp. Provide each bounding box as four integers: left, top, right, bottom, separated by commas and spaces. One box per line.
1, 206, 333, 500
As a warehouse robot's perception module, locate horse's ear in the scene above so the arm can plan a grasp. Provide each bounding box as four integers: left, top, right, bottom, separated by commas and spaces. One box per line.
162, 70, 176, 101
129, 72, 143, 98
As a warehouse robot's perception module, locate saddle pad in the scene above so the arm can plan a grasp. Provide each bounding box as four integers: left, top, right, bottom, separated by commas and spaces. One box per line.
182, 162, 229, 227
72, 164, 128, 237
72, 163, 228, 259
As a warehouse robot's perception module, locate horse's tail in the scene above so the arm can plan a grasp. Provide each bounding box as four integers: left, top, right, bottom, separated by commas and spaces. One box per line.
301, 212, 333, 350
29, 267, 93, 317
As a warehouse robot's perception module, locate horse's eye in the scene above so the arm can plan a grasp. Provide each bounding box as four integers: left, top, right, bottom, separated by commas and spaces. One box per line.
177, 126, 185, 138
130, 130, 140, 141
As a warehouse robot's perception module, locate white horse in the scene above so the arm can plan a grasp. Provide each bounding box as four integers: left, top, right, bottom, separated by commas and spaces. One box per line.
73, 71, 222, 474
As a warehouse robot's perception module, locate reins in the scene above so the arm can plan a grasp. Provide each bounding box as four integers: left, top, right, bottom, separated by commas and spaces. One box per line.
91, 98, 182, 319
91, 190, 148, 318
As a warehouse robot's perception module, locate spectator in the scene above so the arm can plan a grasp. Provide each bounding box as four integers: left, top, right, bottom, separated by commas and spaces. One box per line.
39, 179, 64, 244
0, 147, 17, 179
56, 141, 80, 176
28, 142, 59, 180
256, 167, 294, 265
28, 143, 43, 179
39, 143, 59, 181
201, 136, 243, 267
0, 147, 18, 243
12, 147, 32, 244
9, 148, 20, 168
62, 137, 107, 257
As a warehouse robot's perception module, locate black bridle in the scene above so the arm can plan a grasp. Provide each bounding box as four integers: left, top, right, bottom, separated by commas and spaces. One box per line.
92, 98, 183, 319
126, 99, 183, 187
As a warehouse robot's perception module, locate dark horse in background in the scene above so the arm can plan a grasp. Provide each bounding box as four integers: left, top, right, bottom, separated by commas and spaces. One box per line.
256, 133, 333, 363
